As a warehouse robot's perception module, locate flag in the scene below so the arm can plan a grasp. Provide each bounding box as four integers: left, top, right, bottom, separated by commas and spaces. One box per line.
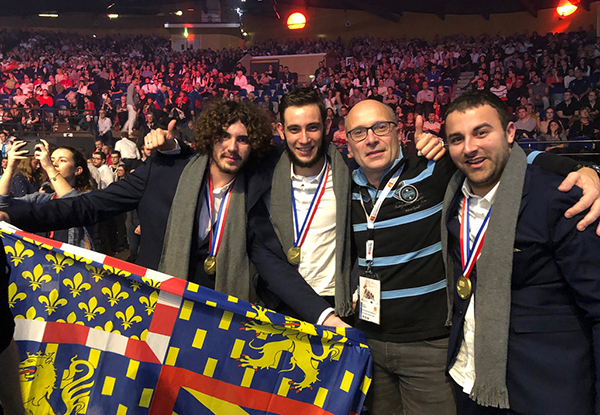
3, 222, 372, 415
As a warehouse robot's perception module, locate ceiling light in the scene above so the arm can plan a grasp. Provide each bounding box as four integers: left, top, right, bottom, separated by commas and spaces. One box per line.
39, 13, 59, 18
557, 1, 578, 17
287, 12, 307, 30
107, 14, 119, 19
175, 10, 183, 16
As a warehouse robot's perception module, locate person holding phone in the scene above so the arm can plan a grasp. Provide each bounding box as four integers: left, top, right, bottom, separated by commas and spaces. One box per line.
0, 140, 96, 248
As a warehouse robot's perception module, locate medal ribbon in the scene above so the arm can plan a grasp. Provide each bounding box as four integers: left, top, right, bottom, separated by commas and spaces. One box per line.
360, 167, 403, 266
291, 158, 329, 248
459, 196, 492, 281
205, 175, 236, 257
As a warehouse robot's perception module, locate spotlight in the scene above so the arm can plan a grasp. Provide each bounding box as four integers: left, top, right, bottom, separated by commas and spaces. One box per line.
287, 12, 306, 30
175, 10, 183, 16
557, 1, 578, 18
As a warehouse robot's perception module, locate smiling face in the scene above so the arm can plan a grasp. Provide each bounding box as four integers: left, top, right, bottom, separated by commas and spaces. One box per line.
446, 104, 514, 197
277, 104, 325, 171
211, 121, 251, 175
346, 100, 400, 186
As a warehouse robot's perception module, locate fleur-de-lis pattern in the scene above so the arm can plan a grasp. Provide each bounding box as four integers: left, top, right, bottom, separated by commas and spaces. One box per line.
21, 236, 54, 251
7, 282, 26, 308
45, 252, 75, 273
15, 306, 45, 321
85, 265, 107, 283
139, 291, 158, 315
6, 228, 154, 342
78, 297, 106, 321
38, 289, 68, 315
130, 281, 142, 291
22, 264, 52, 291
63, 251, 93, 265
103, 265, 131, 278
94, 320, 121, 334
101, 281, 129, 306
5, 240, 34, 265
63, 273, 92, 298
115, 305, 142, 330
56, 311, 85, 326
141, 276, 161, 289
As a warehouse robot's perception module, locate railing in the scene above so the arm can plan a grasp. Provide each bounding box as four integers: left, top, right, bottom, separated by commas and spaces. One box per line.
517, 137, 600, 162
0, 106, 98, 137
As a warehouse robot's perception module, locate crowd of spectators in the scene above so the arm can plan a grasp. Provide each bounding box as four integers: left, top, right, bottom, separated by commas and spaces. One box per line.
0, 27, 599, 157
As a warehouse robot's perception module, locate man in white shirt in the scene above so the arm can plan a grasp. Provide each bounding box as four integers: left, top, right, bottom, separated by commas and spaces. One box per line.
141, 77, 158, 95
97, 110, 113, 146
114, 132, 141, 172
271, 88, 355, 323
489, 79, 507, 100
443, 90, 600, 415
423, 112, 441, 134
91, 151, 114, 190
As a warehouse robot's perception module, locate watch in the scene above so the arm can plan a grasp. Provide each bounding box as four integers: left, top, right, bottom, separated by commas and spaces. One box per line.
589, 164, 600, 176
574, 163, 600, 177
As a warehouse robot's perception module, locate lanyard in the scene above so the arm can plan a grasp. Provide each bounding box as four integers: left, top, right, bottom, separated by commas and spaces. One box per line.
291, 158, 329, 248
459, 196, 492, 281
204, 175, 236, 257
359, 167, 403, 269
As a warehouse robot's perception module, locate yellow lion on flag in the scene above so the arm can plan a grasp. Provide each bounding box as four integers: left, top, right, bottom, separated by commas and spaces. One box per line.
19, 351, 95, 415
237, 307, 344, 392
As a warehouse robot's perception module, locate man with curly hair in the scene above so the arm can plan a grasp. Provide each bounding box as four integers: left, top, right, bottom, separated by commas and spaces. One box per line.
0, 100, 348, 327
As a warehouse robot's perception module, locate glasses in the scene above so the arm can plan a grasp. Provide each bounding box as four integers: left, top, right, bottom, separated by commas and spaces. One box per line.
347, 121, 397, 142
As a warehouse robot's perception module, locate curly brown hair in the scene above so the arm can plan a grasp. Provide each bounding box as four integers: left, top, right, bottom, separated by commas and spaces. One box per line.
192, 99, 273, 158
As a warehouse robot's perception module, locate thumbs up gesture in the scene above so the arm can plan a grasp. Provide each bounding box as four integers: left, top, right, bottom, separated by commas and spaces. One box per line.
144, 119, 178, 152
414, 114, 446, 161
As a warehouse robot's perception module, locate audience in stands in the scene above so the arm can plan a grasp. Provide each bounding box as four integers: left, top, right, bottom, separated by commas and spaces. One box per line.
1, 27, 600, 256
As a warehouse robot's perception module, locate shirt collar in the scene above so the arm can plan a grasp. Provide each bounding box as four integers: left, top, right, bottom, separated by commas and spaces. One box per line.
213, 179, 235, 195
290, 156, 328, 183
352, 145, 405, 187
460, 178, 500, 205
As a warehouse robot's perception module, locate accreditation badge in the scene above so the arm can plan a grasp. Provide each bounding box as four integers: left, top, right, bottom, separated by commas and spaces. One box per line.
359, 271, 381, 325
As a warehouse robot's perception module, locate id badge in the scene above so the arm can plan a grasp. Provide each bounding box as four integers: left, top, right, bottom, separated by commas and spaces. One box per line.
359, 272, 381, 325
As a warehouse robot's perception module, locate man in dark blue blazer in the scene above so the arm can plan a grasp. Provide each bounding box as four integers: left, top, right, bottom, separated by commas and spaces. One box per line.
441, 91, 600, 415
0, 100, 348, 328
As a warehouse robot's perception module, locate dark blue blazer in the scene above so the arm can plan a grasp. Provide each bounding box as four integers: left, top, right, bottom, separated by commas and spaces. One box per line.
4, 146, 331, 323
446, 166, 600, 415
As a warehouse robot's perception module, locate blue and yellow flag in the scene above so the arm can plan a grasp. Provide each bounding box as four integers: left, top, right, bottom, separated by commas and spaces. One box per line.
3, 222, 372, 415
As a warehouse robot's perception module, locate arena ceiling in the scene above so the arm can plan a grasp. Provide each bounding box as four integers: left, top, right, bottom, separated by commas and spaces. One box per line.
2, 0, 598, 21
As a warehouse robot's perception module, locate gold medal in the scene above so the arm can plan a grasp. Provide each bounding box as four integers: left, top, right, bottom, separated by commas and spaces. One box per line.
456, 275, 472, 300
204, 256, 217, 275
286, 246, 301, 265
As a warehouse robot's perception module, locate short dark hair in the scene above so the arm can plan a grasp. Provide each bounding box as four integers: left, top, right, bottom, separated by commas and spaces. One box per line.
111, 150, 121, 158
279, 88, 326, 127
93, 151, 106, 161
445, 90, 511, 131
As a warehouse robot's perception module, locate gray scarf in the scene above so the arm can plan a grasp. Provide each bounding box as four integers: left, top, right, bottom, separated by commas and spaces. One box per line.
269, 145, 354, 317
159, 153, 253, 302
442, 144, 527, 408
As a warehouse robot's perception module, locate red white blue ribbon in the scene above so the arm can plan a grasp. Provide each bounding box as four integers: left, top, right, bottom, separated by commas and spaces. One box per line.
459, 196, 492, 280
291, 158, 329, 248
205, 175, 236, 257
